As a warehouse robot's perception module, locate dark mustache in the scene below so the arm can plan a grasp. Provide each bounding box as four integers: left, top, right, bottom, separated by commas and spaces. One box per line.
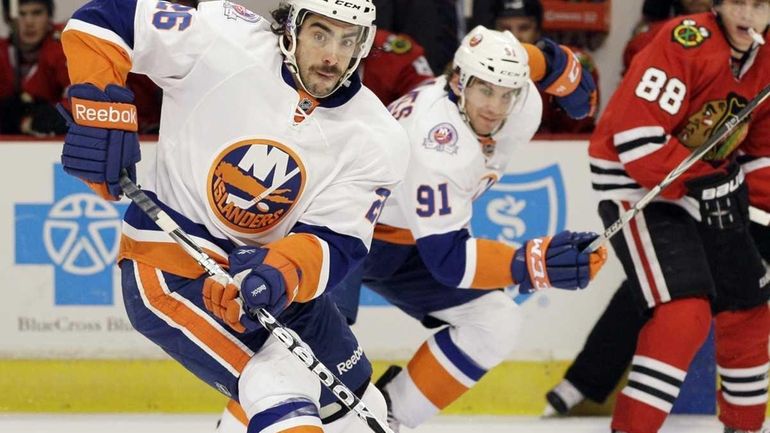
312, 65, 342, 75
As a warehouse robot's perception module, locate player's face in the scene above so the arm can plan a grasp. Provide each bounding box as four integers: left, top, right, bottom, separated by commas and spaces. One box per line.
462, 79, 520, 136
16, 3, 50, 49
717, 0, 770, 51
679, 0, 713, 13
494, 16, 539, 44
294, 13, 364, 97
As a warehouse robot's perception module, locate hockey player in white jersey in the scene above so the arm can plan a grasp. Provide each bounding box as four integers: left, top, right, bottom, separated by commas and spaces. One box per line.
56, 0, 408, 432
328, 26, 609, 431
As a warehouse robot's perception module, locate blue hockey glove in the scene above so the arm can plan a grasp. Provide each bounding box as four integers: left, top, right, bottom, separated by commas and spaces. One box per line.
512, 230, 607, 294
203, 246, 298, 333
536, 38, 597, 120
57, 83, 141, 200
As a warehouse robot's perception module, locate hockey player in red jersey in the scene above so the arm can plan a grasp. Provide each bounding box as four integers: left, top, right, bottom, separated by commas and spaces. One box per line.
588, 1, 770, 432
361, 29, 433, 106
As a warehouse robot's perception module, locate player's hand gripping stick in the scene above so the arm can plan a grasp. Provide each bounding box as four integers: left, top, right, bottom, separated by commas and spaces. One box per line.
118, 171, 394, 433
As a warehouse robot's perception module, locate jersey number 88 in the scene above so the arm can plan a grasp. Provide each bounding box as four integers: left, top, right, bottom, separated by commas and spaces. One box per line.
634, 67, 687, 115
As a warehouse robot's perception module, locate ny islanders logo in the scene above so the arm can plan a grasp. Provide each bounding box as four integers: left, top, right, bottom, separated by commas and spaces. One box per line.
208, 139, 305, 234
423, 123, 458, 154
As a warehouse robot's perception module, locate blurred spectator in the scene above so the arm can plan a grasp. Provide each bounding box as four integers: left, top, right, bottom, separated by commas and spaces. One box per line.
361, 29, 434, 105
495, 0, 599, 134
0, 0, 67, 135
373, 0, 464, 74
642, 0, 712, 21
624, 0, 713, 72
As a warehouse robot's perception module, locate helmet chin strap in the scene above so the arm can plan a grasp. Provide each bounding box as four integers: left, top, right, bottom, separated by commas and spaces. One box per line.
280, 35, 343, 99
455, 77, 510, 142
456, 88, 506, 145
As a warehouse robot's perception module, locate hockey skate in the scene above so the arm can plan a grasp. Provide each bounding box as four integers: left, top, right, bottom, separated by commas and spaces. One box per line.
543, 379, 585, 416
375, 365, 403, 433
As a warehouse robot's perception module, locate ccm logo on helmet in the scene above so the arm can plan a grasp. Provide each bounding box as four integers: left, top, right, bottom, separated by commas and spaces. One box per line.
334, 0, 361, 9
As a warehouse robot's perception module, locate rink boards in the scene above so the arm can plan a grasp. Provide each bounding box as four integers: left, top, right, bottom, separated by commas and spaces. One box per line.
0, 140, 721, 414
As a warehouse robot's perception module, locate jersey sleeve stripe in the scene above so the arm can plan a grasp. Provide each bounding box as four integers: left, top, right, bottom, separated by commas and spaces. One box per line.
522, 43, 546, 81
458, 238, 477, 288
291, 222, 368, 298
613, 126, 669, 164
71, 0, 137, 49
739, 155, 770, 173
119, 233, 228, 279
373, 223, 416, 245
613, 126, 667, 145
62, 27, 132, 88
266, 233, 325, 303
469, 238, 515, 288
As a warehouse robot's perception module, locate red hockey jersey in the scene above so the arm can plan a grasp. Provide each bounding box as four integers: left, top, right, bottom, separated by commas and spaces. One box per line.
589, 13, 770, 212
361, 29, 434, 106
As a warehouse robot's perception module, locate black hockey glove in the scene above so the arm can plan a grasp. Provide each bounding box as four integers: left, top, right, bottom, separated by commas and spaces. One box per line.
685, 163, 749, 230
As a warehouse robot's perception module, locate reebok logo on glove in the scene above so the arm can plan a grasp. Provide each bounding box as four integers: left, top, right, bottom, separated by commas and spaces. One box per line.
71, 97, 138, 132
251, 284, 267, 297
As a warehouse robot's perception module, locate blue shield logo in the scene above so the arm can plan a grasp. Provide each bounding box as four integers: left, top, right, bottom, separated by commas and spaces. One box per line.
15, 164, 127, 305
471, 164, 567, 248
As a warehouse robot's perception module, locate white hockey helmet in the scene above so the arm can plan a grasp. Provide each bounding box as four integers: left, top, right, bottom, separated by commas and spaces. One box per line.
453, 25, 531, 114
280, 0, 377, 98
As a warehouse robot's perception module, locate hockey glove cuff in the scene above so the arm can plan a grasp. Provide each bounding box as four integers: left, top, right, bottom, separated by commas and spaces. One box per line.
203, 246, 300, 333
58, 83, 141, 200
512, 230, 607, 294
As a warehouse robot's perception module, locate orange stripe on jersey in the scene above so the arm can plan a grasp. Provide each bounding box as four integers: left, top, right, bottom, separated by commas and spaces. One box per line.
62, 29, 131, 89
136, 263, 251, 372
373, 224, 416, 245
226, 399, 249, 426
281, 426, 324, 433
265, 234, 321, 303
523, 43, 546, 82
407, 342, 468, 409
470, 239, 515, 289
119, 235, 228, 279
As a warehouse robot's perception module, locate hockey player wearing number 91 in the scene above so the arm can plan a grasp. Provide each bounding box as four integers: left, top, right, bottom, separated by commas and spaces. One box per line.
56, 0, 411, 432
294, 26, 605, 432
587, 1, 770, 433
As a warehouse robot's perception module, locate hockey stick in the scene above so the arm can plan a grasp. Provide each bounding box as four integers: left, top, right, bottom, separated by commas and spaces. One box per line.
118, 172, 394, 433
584, 83, 770, 253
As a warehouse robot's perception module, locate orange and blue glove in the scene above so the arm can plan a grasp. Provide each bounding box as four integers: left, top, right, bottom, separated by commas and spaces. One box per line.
203, 246, 299, 333
512, 230, 607, 294
57, 83, 141, 200
537, 38, 597, 120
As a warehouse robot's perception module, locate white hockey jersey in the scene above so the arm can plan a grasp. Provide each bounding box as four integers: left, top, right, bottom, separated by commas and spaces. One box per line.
374, 76, 542, 288
62, 0, 409, 301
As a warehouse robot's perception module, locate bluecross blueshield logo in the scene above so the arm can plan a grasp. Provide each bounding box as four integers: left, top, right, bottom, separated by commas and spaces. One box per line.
15, 164, 127, 305
471, 164, 567, 304
471, 164, 566, 248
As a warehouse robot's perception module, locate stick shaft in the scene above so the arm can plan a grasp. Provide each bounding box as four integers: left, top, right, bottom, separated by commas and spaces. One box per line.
119, 173, 393, 433
585, 84, 770, 252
